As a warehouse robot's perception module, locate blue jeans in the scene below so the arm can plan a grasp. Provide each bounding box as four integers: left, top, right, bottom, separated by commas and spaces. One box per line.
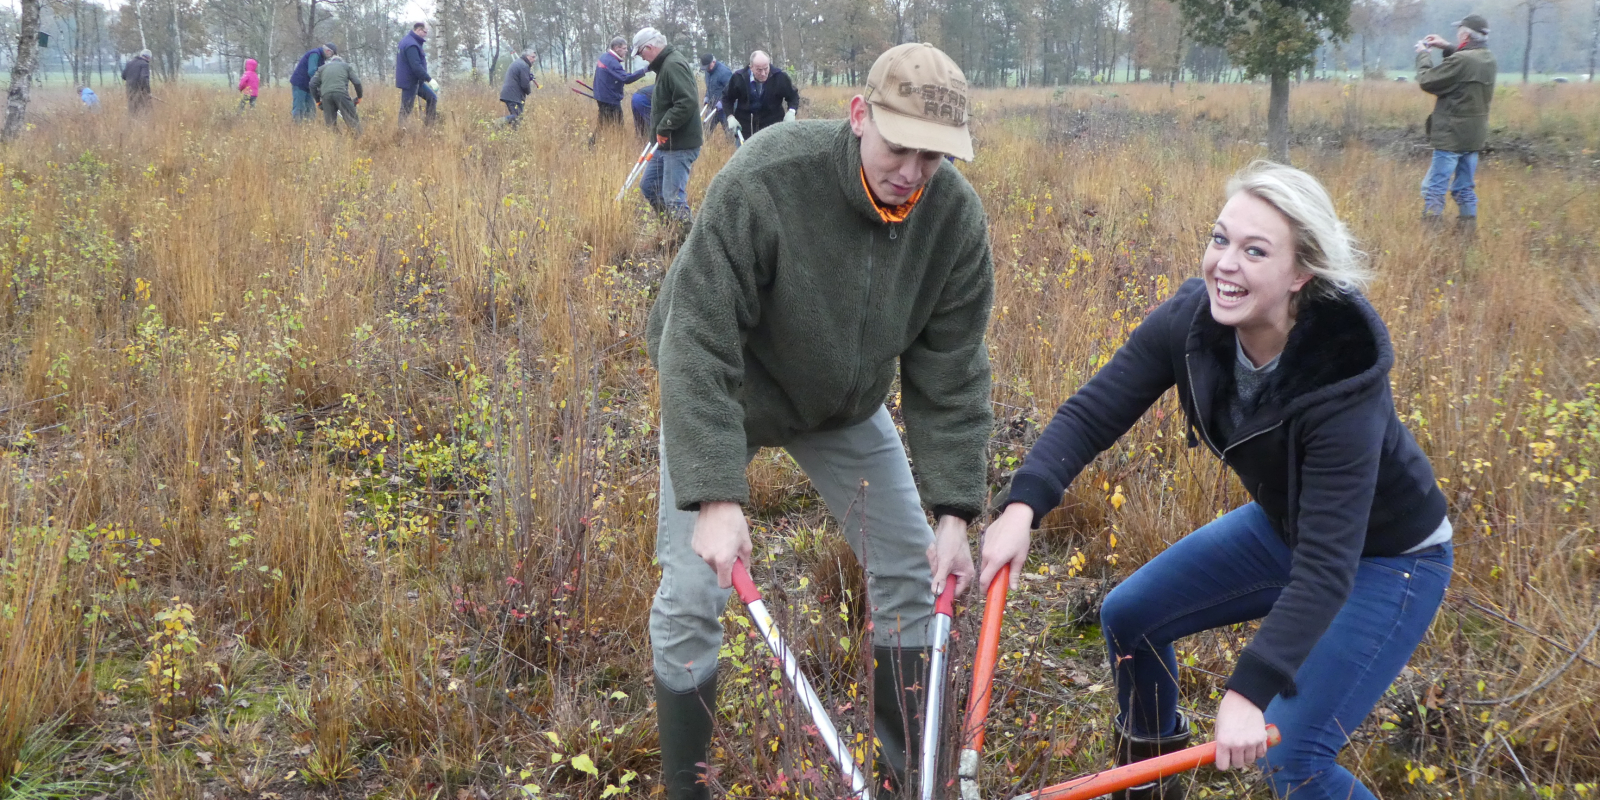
640, 146, 700, 222
1421, 150, 1478, 217
1099, 504, 1452, 800
502, 100, 525, 128
399, 84, 438, 124
292, 87, 315, 121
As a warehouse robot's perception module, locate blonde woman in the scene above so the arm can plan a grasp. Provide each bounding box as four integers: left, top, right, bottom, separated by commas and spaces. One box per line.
980, 162, 1451, 800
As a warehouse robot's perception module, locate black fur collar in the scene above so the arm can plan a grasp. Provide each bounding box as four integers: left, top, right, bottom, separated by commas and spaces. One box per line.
1193, 290, 1391, 413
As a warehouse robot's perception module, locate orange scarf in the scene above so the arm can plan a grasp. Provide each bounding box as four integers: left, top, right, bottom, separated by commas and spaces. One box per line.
860, 167, 925, 224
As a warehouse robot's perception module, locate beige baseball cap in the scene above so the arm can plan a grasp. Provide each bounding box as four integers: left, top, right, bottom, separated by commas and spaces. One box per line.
864, 43, 973, 161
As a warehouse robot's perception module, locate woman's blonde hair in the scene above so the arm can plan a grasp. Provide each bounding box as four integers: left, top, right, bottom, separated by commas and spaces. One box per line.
1225, 161, 1371, 300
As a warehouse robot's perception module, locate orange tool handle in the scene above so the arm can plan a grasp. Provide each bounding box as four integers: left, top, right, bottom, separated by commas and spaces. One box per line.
1020, 725, 1282, 800
730, 558, 762, 605
961, 564, 1010, 754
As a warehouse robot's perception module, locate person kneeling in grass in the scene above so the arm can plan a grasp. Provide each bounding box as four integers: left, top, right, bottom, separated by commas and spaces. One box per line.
981, 161, 1453, 800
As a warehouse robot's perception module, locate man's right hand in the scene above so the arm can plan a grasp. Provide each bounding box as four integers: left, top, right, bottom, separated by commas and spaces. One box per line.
727, 117, 740, 132
693, 501, 752, 589
1423, 34, 1448, 48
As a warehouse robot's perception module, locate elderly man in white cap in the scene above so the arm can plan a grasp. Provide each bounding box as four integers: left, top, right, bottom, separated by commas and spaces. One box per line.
643, 42, 988, 800
632, 27, 703, 225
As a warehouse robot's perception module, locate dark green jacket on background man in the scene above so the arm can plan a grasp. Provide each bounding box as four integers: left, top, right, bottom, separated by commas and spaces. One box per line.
647, 44, 704, 151
1416, 41, 1496, 152
310, 56, 364, 101
645, 119, 994, 521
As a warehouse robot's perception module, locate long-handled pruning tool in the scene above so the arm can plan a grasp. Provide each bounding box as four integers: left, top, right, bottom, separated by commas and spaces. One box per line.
920, 575, 959, 799
732, 559, 871, 799
1006, 726, 1281, 800
614, 105, 715, 201
957, 564, 1282, 800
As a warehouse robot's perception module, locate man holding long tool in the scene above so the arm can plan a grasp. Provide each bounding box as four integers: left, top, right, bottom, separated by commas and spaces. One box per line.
594, 35, 647, 130
633, 27, 702, 226
646, 42, 990, 800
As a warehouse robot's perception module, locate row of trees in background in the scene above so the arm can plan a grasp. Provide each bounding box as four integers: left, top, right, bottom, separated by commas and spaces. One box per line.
4, 0, 1598, 91
6, 0, 1600, 150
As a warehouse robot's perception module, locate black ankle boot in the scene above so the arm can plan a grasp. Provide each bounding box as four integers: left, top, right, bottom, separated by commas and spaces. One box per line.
656, 672, 717, 800
1109, 712, 1193, 800
1455, 215, 1477, 239
873, 646, 930, 799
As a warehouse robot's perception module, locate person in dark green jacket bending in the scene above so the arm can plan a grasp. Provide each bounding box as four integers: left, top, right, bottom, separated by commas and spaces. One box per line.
644, 42, 990, 800
310, 51, 364, 134
1415, 13, 1497, 235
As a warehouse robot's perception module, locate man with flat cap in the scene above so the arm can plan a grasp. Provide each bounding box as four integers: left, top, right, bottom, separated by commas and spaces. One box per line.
644, 42, 990, 800
1416, 12, 1497, 236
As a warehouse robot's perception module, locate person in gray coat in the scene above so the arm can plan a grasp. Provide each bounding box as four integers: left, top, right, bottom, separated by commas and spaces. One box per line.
122, 50, 152, 115
500, 49, 539, 128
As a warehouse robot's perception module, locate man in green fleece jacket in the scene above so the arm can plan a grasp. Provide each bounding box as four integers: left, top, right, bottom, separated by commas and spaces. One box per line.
1415, 13, 1497, 235
644, 42, 991, 800
633, 27, 703, 224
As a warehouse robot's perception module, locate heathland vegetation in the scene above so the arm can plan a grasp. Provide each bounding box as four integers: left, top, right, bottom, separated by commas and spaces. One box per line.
0, 80, 1597, 798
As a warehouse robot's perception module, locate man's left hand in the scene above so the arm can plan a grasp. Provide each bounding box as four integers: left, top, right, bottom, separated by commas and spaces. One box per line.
1213, 690, 1269, 770
656, 134, 668, 146
926, 515, 976, 597
783, 108, 796, 122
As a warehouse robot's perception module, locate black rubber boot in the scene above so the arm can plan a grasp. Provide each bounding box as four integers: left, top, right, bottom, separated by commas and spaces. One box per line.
873, 646, 930, 799
1108, 712, 1193, 800
656, 672, 717, 800
1421, 212, 1445, 233
1455, 215, 1477, 239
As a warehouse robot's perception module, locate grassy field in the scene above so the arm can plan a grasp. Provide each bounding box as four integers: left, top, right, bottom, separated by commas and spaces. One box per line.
0, 79, 1597, 799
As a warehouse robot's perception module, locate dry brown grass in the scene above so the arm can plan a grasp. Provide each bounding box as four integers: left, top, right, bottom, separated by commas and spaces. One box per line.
0, 78, 1595, 798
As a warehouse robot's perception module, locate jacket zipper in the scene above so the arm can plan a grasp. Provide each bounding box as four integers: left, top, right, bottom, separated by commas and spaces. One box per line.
1185, 353, 1286, 458
1224, 419, 1285, 456
1185, 354, 1222, 456
841, 229, 876, 416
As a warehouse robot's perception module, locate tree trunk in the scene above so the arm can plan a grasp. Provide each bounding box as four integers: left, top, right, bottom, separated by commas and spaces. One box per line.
3, 0, 43, 142
1523, 1, 1535, 83
1590, 0, 1598, 81
132, 0, 147, 49
1268, 70, 1291, 163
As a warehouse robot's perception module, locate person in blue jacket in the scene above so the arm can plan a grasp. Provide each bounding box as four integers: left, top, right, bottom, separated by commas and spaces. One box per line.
290, 44, 333, 122
395, 22, 438, 125
79, 86, 100, 109
592, 36, 646, 130
631, 85, 654, 139
699, 53, 732, 131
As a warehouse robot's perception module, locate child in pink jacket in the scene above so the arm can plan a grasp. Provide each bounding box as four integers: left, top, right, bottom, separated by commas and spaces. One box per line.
238, 58, 260, 111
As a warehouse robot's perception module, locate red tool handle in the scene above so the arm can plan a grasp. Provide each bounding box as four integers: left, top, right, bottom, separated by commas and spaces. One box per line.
961, 564, 1010, 754
935, 574, 957, 616
1024, 725, 1283, 800
731, 558, 762, 605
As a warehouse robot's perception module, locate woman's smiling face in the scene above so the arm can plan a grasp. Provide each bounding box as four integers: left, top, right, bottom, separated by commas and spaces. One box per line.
1203, 191, 1312, 337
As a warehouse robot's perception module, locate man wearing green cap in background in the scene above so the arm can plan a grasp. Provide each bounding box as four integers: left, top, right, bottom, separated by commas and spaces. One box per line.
1415, 12, 1497, 236
644, 41, 991, 800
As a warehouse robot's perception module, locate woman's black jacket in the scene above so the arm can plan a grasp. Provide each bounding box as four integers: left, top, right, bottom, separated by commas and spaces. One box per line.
1006, 278, 1448, 709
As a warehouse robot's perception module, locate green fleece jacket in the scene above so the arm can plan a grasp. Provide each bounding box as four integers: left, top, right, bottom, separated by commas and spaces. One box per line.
648, 44, 703, 151
310, 57, 363, 100
646, 120, 994, 520
1416, 42, 1496, 152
